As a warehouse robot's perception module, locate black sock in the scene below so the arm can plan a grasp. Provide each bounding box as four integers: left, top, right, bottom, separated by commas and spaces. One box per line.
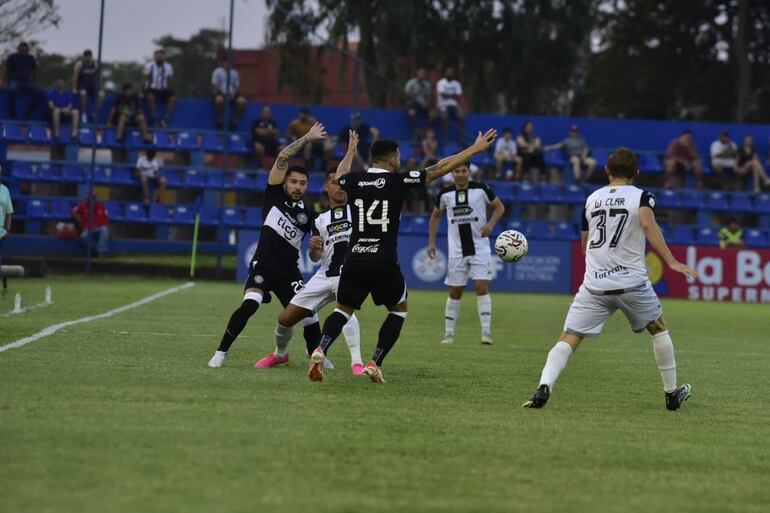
217, 299, 260, 352
372, 314, 405, 366
318, 311, 349, 353
303, 321, 321, 355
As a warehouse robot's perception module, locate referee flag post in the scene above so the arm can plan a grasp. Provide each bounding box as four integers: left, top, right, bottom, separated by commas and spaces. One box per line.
190, 213, 200, 279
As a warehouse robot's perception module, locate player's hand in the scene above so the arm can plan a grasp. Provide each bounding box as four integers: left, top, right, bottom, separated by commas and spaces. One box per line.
309, 235, 323, 252
306, 122, 327, 142
472, 128, 497, 152
480, 224, 493, 237
427, 244, 437, 259
670, 261, 699, 280
347, 129, 359, 153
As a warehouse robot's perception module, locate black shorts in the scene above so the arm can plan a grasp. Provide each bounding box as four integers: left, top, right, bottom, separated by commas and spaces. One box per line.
144, 88, 175, 104
245, 261, 305, 307
78, 81, 98, 98
337, 260, 407, 310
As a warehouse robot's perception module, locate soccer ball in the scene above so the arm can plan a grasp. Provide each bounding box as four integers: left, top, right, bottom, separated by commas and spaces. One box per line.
495, 230, 528, 262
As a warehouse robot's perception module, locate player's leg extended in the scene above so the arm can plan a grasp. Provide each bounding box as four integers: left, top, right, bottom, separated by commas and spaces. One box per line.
646, 316, 691, 411
364, 301, 408, 383
522, 333, 582, 408
443, 286, 463, 344
342, 313, 364, 374
208, 289, 263, 367
254, 303, 307, 368
308, 303, 355, 381
475, 280, 492, 344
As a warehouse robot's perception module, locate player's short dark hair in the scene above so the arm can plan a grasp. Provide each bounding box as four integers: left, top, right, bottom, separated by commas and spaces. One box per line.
606, 147, 638, 179
453, 160, 470, 171
370, 140, 399, 161
286, 165, 308, 179
324, 167, 338, 183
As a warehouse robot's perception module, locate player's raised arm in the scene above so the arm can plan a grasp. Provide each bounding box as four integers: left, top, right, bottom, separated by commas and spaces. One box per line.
427, 206, 442, 258
268, 122, 327, 185
639, 206, 699, 279
334, 129, 359, 180
424, 129, 497, 183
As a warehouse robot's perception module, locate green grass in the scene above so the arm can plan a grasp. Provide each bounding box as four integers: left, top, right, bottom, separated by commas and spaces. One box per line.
1, 276, 768, 513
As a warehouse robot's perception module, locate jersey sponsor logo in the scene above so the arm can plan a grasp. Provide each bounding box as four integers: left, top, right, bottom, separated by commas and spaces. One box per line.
452, 205, 473, 217
593, 264, 629, 280
409, 170, 421, 178
411, 246, 447, 282
351, 242, 380, 254
264, 207, 305, 249
359, 178, 387, 188
403, 177, 421, 184
327, 220, 352, 235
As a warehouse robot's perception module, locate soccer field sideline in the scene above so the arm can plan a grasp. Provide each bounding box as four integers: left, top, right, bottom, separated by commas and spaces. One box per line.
1, 276, 769, 513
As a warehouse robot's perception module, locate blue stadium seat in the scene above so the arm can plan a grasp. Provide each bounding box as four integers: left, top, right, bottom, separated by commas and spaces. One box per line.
493, 183, 514, 203
745, 229, 767, 248
245, 207, 263, 227
696, 227, 719, 246
61, 164, 85, 183
563, 184, 586, 204
11, 161, 34, 180
37, 163, 59, 182
203, 133, 224, 152
3, 123, 26, 143
254, 172, 268, 190
755, 193, 770, 214
56, 130, 73, 144
528, 220, 552, 239
111, 166, 135, 186
544, 150, 565, 167
705, 192, 729, 211
183, 169, 205, 188
638, 152, 663, 172
124, 203, 148, 222
127, 130, 151, 149
225, 207, 246, 227
161, 168, 183, 188
51, 199, 73, 219
591, 149, 611, 168
671, 226, 695, 245
409, 216, 430, 235
540, 183, 563, 203
172, 205, 196, 225
507, 219, 526, 232
149, 204, 172, 224
206, 171, 225, 189
27, 198, 50, 218
104, 201, 124, 221
228, 133, 249, 154
308, 173, 324, 195
233, 172, 255, 191
176, 131, 198, 150
94, 166, 112, 184
681, 190, 704, 209
78, 127, 96, 146
100, 128, 122, 148
730, 193, 753, 213
199, 205, 220, 226
554, 221, 577, 240
657, 189, 681, 209
515, 183, 540, 203
28, 124, 50, 144
153, 131, 176, 151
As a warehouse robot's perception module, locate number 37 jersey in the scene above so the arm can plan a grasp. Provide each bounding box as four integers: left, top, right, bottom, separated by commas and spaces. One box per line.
338, 167, 427, 264
582, 185, 656, 292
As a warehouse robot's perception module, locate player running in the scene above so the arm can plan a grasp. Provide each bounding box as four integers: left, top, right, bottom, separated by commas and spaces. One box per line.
308, 129, 498, 383
523, 148, 698, 410
427, 163, 505, 345
207, 122, 327, 368
254, 130, 364, 374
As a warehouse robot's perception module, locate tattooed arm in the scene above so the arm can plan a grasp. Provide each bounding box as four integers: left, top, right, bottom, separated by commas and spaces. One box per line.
268, 122, 327, 185
425, 128, 497, 183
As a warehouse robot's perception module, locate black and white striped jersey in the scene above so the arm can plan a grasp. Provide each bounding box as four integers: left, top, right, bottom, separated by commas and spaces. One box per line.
436, 181, 496, 258
313, 205, 352, 277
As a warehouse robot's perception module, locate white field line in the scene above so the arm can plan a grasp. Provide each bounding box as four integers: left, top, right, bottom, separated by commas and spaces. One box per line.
0, 282, 195, 353
1, 300, 53, 318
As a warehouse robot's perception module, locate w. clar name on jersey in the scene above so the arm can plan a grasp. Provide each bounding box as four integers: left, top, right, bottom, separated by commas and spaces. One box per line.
437, 182, 496, 258
582, 185, 655, 292
314, 205, 352, 277
339, 168, 427, 263
251, 183, 315, 274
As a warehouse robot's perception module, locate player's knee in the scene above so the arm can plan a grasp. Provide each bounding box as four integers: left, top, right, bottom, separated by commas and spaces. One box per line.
241, 290, 263, 314
387, 310, 408, 319
301, 313, 319, 327
448, 287, 463, 300
474, 283, 489, 295
646, 316, 667, 335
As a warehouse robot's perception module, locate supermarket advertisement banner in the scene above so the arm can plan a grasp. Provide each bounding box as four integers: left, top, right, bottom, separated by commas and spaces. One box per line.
571, 243, 770, 303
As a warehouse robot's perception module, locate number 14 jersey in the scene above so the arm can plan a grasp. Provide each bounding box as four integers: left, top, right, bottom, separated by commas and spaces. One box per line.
338, 167, 427, 264
582, 185, 656, 292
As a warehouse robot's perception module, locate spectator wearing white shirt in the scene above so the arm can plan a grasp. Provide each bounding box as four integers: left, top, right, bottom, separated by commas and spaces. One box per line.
436, 67, 465, 144
494, 128, 522, 180
135, 148, 167, 204
142, 50, 176, 127
211, 58, 247, 131
710, 131, 738, 188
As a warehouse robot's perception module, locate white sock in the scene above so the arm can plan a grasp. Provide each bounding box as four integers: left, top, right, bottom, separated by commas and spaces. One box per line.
274, 322, 294, 357
445, 298, 460, 336
651, 330, 677, 393
477, 294, 492, 335
538, 341, 573, 389
342, 313, 363, 366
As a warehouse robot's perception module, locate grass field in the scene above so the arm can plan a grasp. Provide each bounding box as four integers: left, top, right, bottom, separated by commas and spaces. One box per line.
1, 276, 769, 513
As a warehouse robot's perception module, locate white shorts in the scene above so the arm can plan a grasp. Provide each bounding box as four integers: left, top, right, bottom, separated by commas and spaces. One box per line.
445, 254, 492, 287
563, 282, 662, 338
290, 273, 338, 313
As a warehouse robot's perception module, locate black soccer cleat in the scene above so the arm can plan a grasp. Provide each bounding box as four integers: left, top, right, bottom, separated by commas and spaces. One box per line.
665, 383, 692, 411
522, 384, 551, 409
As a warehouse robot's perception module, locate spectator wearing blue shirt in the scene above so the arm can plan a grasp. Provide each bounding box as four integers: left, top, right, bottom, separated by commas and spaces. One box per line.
47, 78, 79, 140
2, 42, 44, 120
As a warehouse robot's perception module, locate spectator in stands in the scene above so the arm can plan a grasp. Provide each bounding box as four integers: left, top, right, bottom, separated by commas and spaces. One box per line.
327, 112, 379, 169
516, 121, 545, 178
664, 130, 703, 189
404, 68, 436, 139
737, 135, 770, 192
211, 58, 247, 130
135, 148, 166, 204
72, 193, 109, 256
545, 124, 597, 183
718, 217, 744, 249
421, 128, 438, 167
47, 79, 79, 140
287, 107, 322, 169
72, 49, 105, 123
494, 128, 522, 181
107, 83, 150, 143
251, 106, 283, 165
710, 131, 739, 188
0, 164, 12, 268
142, 49, 176, 127
2, 42, 43, 120
436, 67, 465, 144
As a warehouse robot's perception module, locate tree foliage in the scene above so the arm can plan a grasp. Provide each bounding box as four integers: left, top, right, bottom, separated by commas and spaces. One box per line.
0, 0, 60, 51
152, 28, 227, 98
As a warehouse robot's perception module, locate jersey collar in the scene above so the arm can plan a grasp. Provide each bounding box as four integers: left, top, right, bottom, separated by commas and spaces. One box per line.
367, 167, 390, 174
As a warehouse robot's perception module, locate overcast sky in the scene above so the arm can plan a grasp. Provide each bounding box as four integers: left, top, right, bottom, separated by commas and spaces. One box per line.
33, 0, 268, 62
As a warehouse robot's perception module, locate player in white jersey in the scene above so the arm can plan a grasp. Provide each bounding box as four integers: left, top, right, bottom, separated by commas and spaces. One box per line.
523, 148, 698, 411
427, 164, 505, 345
254, 131, 364, 374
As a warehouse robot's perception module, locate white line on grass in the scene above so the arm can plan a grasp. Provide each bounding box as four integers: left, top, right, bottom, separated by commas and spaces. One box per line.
0, 282, 195, 353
